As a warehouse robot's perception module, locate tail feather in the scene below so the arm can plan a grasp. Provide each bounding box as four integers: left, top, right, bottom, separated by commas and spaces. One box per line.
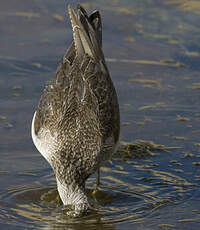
77, 5, 102, 47
88, 10, 102, 47
68, 5, 103, 62
77, 5, 102, 49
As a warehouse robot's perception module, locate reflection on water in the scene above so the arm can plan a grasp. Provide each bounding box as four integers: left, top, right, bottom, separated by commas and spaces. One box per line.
1, 0, 200, 229
165, 0, 200, 15
0, 166, 189, 229
0, 158, 198, 229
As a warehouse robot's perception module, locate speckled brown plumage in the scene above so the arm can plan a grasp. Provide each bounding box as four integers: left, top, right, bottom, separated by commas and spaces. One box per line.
31, 4, 120, 216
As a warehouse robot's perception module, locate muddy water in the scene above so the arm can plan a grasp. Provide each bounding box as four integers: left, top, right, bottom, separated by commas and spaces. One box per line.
1, 0, 200, 229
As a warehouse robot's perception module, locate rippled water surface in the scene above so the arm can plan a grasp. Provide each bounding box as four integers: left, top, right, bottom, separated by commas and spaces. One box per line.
1, 0, 200, 229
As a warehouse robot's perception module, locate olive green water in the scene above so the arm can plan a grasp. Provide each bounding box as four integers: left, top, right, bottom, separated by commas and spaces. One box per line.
1, 0, 200, 229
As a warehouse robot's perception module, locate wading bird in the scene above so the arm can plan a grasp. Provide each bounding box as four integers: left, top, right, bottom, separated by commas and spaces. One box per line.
31, 4, 120, 216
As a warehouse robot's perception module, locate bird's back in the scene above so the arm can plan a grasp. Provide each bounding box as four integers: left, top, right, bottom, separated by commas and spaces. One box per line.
32, 5, 120, 169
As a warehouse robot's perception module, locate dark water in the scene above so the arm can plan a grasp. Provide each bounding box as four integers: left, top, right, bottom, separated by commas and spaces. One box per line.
1, 0, 200, 229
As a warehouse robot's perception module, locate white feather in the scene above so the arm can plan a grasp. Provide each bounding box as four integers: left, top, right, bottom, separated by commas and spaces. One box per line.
31, 112, 58, 164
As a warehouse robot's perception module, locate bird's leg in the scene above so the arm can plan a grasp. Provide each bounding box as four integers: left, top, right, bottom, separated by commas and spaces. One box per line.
96, 167, 100, 191
92, 168, 100, 197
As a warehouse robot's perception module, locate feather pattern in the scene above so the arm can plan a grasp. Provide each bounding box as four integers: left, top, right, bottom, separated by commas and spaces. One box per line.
31, 5, 120, 216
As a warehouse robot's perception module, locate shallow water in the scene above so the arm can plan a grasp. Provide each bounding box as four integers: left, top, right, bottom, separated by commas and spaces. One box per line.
1, 0, 200, 229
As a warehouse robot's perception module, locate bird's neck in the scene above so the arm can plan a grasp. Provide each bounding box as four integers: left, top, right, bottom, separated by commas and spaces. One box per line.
56, 178, 91, 212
